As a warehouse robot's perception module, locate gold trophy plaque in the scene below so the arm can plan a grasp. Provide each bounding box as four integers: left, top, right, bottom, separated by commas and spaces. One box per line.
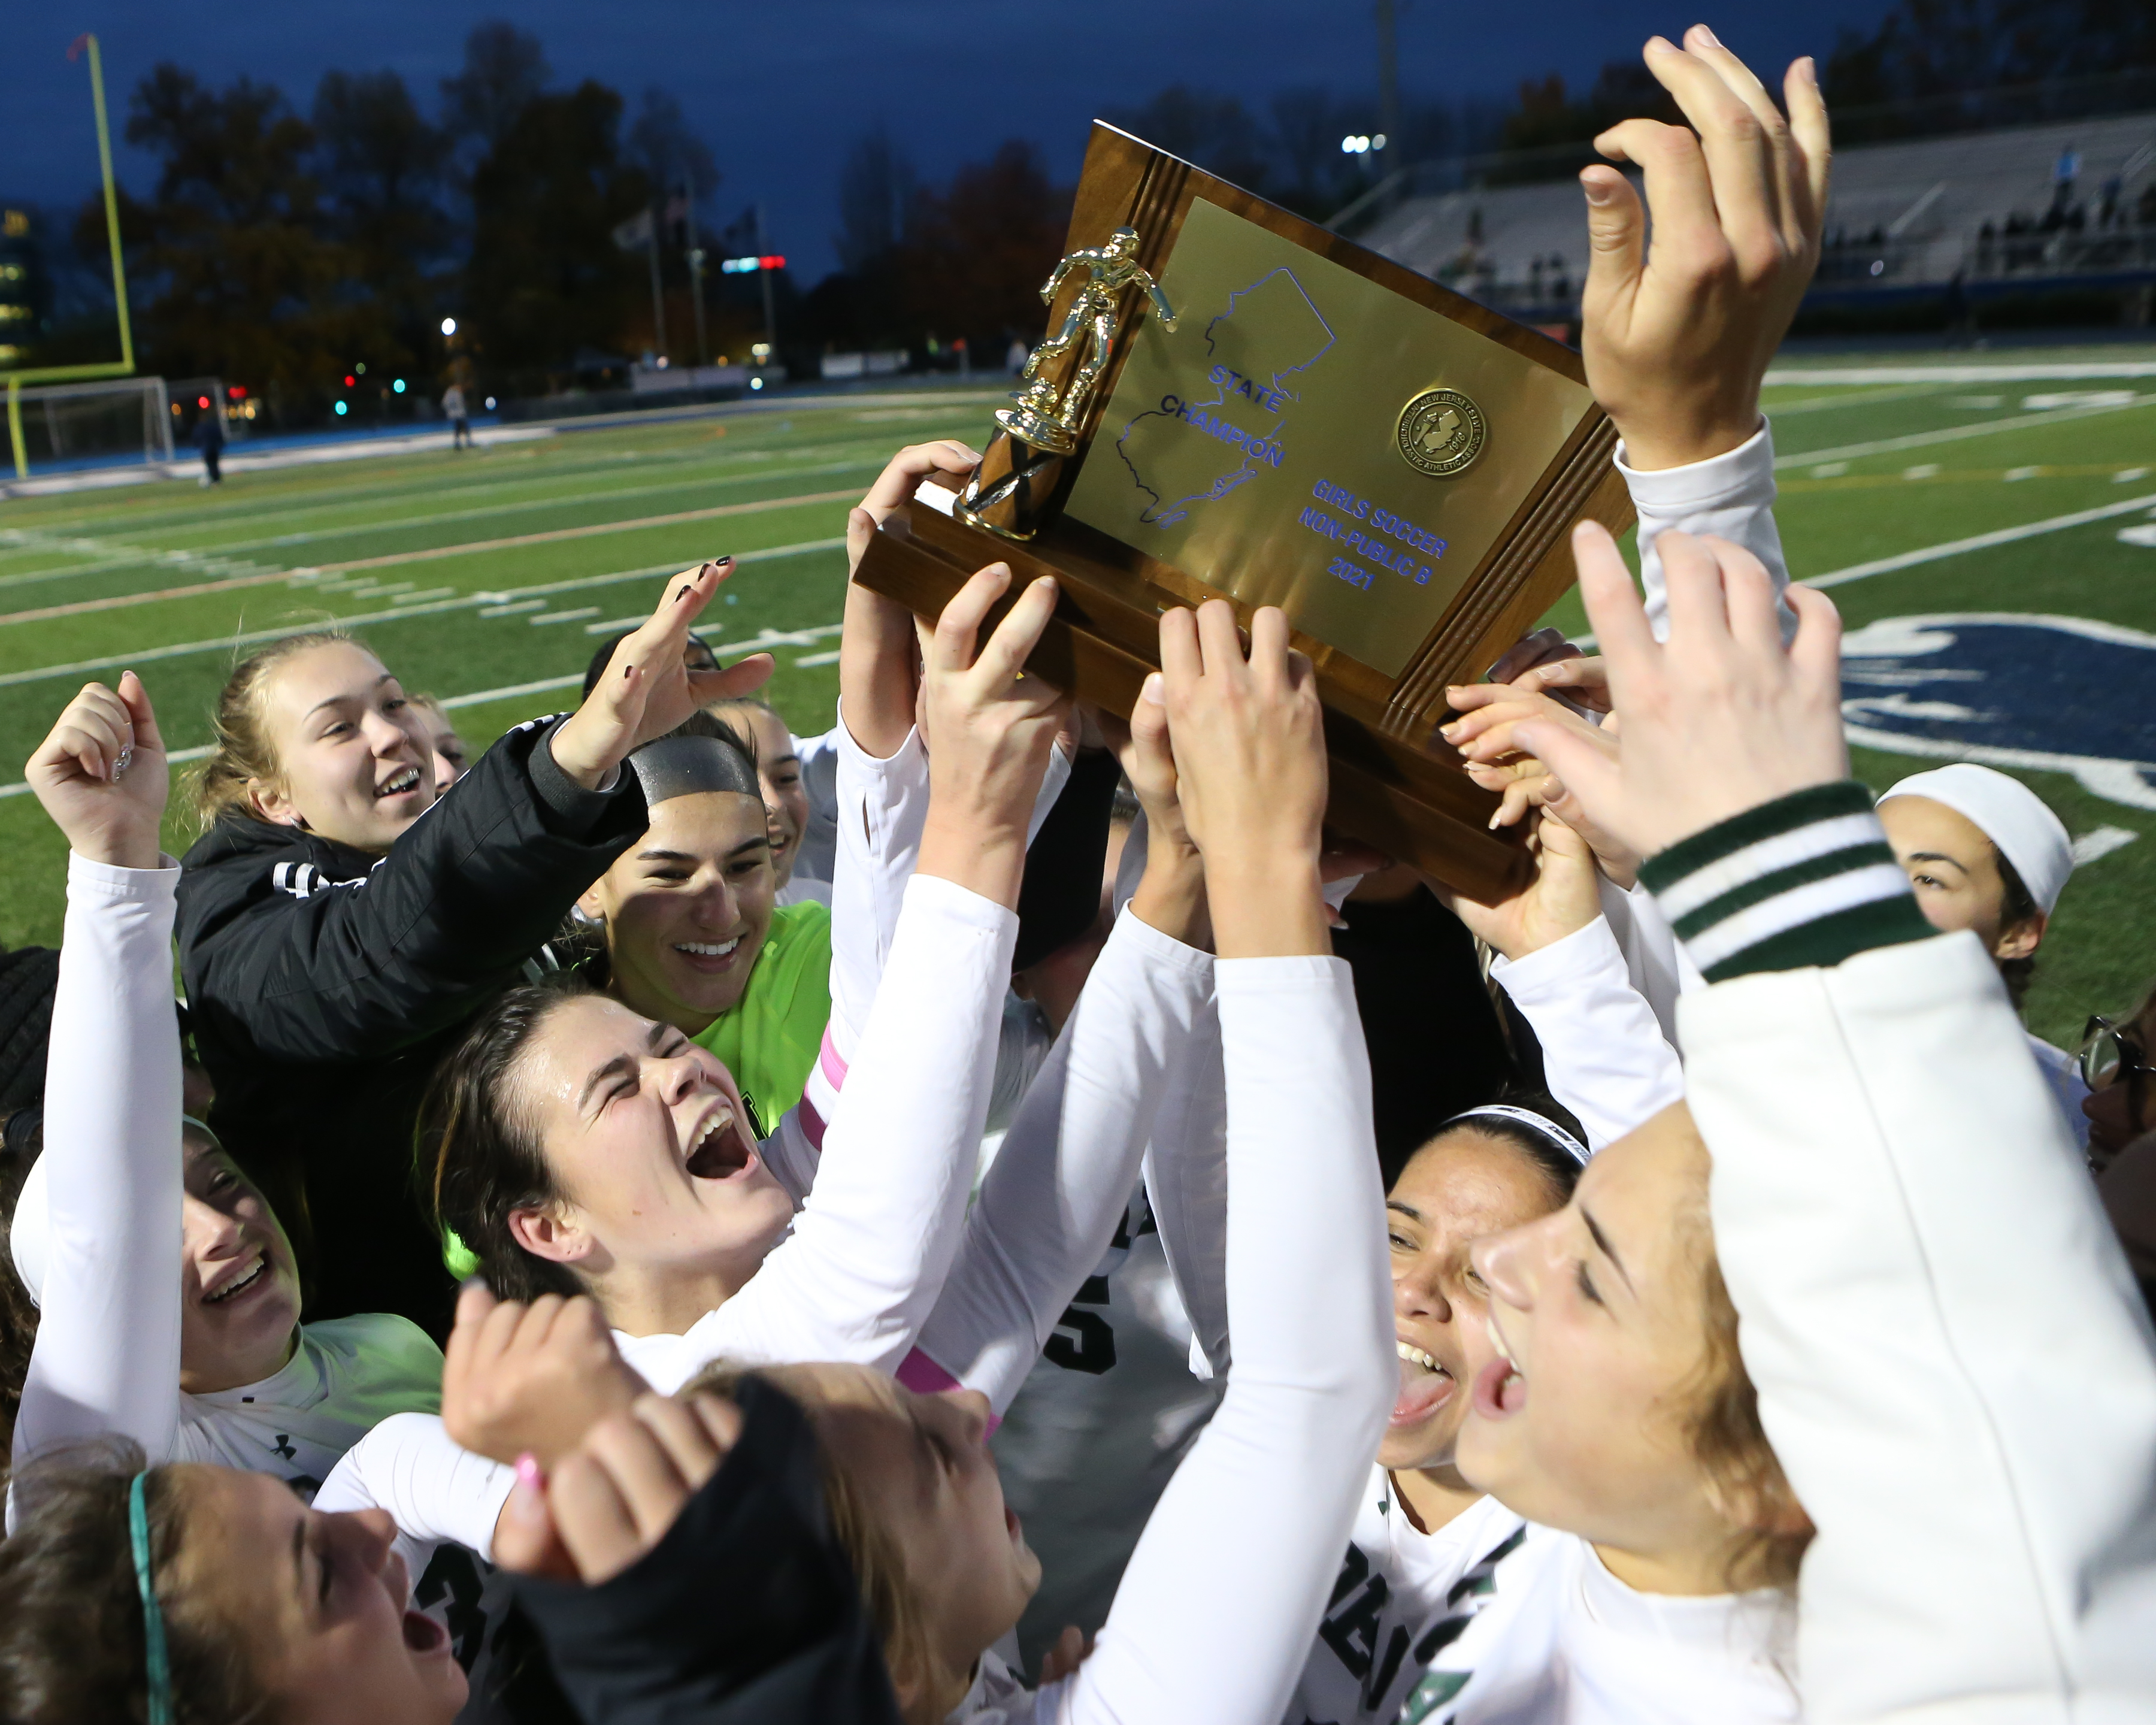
855, 123, 1633, 899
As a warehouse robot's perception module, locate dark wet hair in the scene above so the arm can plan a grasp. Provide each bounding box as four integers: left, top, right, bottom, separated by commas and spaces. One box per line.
420, 971, 598, 1304
0, 1442, 272, 1724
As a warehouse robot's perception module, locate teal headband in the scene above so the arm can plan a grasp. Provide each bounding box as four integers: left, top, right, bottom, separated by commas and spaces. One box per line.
128, 1472, 175, 1725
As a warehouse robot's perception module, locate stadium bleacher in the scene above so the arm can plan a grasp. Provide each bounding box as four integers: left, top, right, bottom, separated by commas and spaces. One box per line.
1352, 110, 2156, 319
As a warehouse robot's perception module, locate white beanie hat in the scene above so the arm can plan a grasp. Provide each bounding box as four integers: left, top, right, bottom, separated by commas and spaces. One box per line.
1879, 763, 2074, 915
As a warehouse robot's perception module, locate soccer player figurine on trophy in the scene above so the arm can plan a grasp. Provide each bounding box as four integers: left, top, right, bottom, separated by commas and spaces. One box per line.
956, 226, 1176, 541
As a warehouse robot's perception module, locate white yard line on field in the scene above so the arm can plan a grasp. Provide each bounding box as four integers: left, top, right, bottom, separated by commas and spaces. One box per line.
1804, 491, 2156, 588
1774, 394, 2156, 468
0, 489, 859, 628
0, 535, 849, 689
1764, 361, 2156, 385
1568, 491, 2156, 651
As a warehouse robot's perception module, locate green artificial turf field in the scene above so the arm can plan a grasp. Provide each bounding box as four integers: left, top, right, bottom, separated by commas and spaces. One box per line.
2, 359, 2152, 1048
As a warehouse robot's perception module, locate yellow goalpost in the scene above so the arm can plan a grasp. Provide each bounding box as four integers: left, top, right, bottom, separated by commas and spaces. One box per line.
5, 32, 137, 479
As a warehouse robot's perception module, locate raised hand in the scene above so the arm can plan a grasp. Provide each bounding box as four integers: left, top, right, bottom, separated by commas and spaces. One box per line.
1099, 680, 1210, 949
914, 562, 1068, 909
1510, 651, 1612, 715
1439, 682, 1640, 883
441, 1279, 648, 1470
552, 559, 776, 789
1509, 522, 1845, 860
1156, 601, 1329, 959
841, 440, 982, 757
1427, 810, 1602, 963
1582, 28, 1830, 470
27, 671, 169, 870
492, 1393, 743, 1585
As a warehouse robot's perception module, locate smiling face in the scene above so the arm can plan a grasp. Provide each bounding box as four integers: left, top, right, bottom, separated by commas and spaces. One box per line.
178, 1128, 303, 1396
711, 703, 808, 889
174, 1464, 465, 1724
579, 792, 776, 1035
248, 642, 435, 854
1456, 1105, 1739, 1579
774, 1362, 1038, 1715
1382, 1128, 1569, 1475
1878, 794, 2041, 964
506, 994, 794, 1332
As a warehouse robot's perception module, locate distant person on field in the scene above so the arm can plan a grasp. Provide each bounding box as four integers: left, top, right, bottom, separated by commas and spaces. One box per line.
443, 382, 472, 450
193, 406, 225, 488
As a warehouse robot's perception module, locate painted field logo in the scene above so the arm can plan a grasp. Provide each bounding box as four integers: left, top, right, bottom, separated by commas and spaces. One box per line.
1396, 388, 1486, 479
1839, 612, 2156, 811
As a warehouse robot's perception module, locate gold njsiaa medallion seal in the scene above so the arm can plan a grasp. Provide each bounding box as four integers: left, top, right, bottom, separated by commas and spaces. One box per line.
1395, 388, 1487, 479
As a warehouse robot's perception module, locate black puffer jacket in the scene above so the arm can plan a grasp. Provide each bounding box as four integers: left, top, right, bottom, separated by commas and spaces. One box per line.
176, 716, 649, 1332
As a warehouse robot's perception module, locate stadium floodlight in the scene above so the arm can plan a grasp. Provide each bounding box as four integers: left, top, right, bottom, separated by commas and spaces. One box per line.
1341, 134, 1373, 154
441, 317, 457, 336
5, 33, 138, 480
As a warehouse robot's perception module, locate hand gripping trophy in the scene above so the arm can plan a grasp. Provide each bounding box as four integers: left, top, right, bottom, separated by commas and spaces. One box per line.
956, 225, 1176, 541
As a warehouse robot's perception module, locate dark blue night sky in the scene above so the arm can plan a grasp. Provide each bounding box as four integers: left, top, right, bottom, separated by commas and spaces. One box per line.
2, 2, 1895, 282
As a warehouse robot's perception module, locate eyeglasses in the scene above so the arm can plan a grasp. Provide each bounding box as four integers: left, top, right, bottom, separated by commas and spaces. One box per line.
2079, 1015, 2153, 1092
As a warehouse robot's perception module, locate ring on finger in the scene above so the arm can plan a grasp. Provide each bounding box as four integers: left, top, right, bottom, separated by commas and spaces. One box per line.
113, 743, 134, 779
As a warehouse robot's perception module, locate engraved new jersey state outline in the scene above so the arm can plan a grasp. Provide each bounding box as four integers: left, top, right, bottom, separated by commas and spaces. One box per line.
1113, 267, 1336, 527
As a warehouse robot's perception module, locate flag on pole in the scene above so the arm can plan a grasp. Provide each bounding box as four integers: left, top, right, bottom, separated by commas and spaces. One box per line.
611, 209, 655, 250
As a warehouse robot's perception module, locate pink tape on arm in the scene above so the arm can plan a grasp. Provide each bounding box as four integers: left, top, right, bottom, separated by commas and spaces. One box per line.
896, 1347, 1001, 1435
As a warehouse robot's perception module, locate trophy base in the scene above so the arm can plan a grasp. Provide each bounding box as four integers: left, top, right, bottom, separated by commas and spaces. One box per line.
953, 422, 1071, 542
856, 490, 1545, 903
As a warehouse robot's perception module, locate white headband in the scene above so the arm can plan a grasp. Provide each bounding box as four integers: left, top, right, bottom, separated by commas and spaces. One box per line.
1878, 764, 2073, 915
1444, 1103, 1591, 1166
9, 1116, 220, 1309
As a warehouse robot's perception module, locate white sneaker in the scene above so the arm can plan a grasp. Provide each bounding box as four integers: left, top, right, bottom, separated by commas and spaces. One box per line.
199, 476, 211, 487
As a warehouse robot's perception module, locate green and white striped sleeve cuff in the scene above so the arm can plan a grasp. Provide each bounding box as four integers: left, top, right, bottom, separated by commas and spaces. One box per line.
1638, 781, 1936, 982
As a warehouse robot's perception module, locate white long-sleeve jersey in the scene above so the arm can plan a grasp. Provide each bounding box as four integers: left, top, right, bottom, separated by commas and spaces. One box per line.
7, 855, 512, 1629
1286, 1477, 1527, 1725
10, 859, 447, 1496
955, 956, 1395, 1724
1654, 785, 2156, 1723
617, 706, 1154, 1398
1407, 784, 2156, 1724
617, 871, 1017, 1391
1623, 420, 1792, 644
1488, 916, 1682, 1151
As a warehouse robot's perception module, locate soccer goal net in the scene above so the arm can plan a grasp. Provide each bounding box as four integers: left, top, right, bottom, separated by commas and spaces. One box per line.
8, 375, 172, 469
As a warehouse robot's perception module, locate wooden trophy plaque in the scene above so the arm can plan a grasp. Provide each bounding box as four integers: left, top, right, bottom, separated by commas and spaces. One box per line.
853, 121, 1633, 900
